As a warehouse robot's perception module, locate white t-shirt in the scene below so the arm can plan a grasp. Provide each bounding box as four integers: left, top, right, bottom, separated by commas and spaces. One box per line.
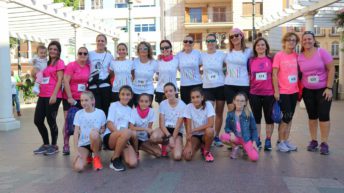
104, 101, 132, 136
31, 56, 47, 71
224, 48, 252, 86
156, 57, 179, 93
201, 50, 226, 88
132, 58, 158, 95
159, 99, 186, 134
110, 59, 133, 92
11, 76, 17, 94
129, 108, 155, 141
88, 51, 113, 89
73, 108, 106, 147
177, 50, 202, 86
183, 101, 215, 136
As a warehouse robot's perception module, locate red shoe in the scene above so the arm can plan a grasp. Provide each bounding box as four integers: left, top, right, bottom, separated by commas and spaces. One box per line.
93, 156, 103, 171
161, 145, 168, 157
87, 155, 93, 164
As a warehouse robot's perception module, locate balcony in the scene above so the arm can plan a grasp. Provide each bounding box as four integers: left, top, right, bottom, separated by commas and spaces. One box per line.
184, 11, 233, 29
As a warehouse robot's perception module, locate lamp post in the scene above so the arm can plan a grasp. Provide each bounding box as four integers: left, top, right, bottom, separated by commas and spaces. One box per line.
127, 0, 133, 58
252, 0, 256, 41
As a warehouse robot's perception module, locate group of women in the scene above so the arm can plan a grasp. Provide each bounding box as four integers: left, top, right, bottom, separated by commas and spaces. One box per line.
31, 28, 335, 172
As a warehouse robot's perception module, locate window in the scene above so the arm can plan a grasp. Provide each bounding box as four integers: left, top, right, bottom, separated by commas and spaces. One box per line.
314, 27, 322, 35
188, 33, 202, 50
242, 2, 263, 16
134, 19, 156, 32
293, 27, 302, 32
91, 0, 103, 9
190, 8, 202, 23
213, 7, 226, 22
331, 42, 339, 57
78, 0, 85, 10
331, 27, 339, 35
133, 0, 155, 7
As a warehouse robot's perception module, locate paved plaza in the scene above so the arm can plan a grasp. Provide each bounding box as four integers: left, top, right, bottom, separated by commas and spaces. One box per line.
1, 102, 344, 193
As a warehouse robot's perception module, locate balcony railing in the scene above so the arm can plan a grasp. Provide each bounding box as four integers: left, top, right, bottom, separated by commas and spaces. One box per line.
185, 11, 233, 24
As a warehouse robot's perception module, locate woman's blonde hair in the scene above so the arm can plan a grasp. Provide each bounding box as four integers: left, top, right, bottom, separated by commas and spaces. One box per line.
281, 32, 299, 50
233, 92, 251, 118
229, 28, 247, 52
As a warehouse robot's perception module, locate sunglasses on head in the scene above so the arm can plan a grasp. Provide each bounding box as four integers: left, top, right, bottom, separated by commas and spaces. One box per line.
230, 34, 240, 39
183, 40, 194, 44
78, 52, 88, 56
160, 46, 171, 51
206, 39, 216, 43
303, 31, 314, 36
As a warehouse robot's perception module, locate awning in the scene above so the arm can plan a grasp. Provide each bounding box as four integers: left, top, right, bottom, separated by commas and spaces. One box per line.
7, 0, 117, 43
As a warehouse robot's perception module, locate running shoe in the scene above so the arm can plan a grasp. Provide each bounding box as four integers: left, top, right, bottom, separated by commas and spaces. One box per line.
33, 145, 49, 154
63, 145, 70, 155
44, 145, 59, 156
110, 157, 126, 172
204, 151, 214, 162
284, 140, 297, 151
93, 155, 103, 171
307, 140, 318, 152
230, 146, 240, 159
256, 138, 262, 149
264, 138, 272, 151
213, 136, 224, 147
277, 141, 290, 153
320, 142, 329, 155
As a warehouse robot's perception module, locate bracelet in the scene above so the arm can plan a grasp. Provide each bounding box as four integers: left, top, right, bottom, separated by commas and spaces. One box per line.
326, 87, 332, 90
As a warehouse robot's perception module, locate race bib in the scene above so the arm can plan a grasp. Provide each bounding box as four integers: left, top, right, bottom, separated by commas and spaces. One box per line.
136, 79, 147, 87
288, 75, 297, 84
41, 77, 50, 84
165, 121, 175, 128
255, 72, 267, 81
77, 84, 86, 92
206, 71, 219, 81
307, 75, 319, 84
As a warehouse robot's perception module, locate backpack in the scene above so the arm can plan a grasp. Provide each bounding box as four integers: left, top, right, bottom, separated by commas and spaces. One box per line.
64, 106, 80, 136
271, 101, 282, 124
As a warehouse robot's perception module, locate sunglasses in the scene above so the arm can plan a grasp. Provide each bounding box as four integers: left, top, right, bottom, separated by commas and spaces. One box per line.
183, 40, 194, 44
139, 47, 149, 51
230, 34, 240, 39
160, 46, 171, 51
206, 39, 216, 43
78, 52, 88, 56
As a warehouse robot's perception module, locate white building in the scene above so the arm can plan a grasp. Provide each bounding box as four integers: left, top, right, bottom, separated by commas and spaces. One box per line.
77, 0, 162, 57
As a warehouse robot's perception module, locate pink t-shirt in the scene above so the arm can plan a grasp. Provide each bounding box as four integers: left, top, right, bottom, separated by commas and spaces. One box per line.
298, 48, 333, 90
63, 61, 90, 100
272, 51, 299, 94
249, 56, 274, 95
39, 59, 65, 98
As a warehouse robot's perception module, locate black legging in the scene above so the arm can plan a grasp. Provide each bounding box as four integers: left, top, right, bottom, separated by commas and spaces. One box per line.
90, 86, 111, 116
303, 87, 332, 122
249, 94, 274, 124
279, 93, 298, 124
34, 97, 62, 145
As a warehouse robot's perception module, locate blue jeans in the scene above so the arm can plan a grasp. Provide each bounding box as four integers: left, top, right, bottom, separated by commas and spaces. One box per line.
12, 90, 20, 112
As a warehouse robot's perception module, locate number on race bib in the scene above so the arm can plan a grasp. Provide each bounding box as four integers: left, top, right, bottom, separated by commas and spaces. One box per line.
41, 77, 50, 84
255, 72, 267, 81
307, 75, 319, 84
288, 75, 297, 84
77, 84, 86, 92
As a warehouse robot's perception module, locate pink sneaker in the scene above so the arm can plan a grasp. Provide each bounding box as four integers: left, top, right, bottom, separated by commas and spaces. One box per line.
204, 151, 214, 162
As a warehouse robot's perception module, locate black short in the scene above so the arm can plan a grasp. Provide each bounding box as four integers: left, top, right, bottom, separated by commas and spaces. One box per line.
111, 92, 134, 107
167, 127, 183, 137
154, 92, 179, 104
103, 133, 112, 150
279, 93, 298, 124
62, 99, 81, 111
224, 85, 250, 104
303, 87, 332, 122
80, 144, 92, 152
192, 135, 204, 143
203, 86, 225, 101
180, 84, 202, 104
133, 93, 154, 107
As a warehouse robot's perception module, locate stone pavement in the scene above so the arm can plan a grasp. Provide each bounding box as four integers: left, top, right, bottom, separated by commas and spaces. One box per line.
1, 102, 344, 193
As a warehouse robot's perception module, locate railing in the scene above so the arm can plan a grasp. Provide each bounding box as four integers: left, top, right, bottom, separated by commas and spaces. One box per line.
186, 11, 233, 23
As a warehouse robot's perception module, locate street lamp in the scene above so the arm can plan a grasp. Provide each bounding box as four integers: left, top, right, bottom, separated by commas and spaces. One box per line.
252, 0, 256, 41
127, 0, 133, 58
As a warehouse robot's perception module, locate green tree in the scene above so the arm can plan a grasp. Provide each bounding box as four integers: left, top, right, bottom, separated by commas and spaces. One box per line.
54, 0, 79, 10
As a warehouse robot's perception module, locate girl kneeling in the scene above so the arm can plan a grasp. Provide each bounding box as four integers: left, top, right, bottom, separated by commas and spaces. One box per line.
103, 86, 137, 172
73, 91, 106, 172
221, 92, 259, 162
183, 88, 215, 162
130, 93, 161, 158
